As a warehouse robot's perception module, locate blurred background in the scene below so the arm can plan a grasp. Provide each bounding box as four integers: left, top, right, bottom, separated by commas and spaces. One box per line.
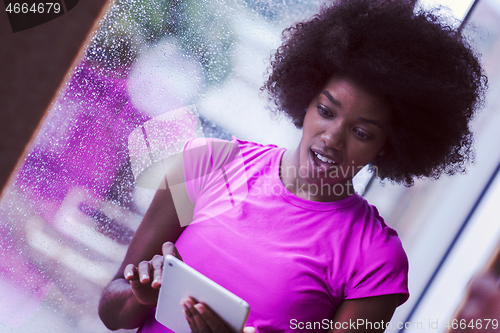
1, 0, 500, 332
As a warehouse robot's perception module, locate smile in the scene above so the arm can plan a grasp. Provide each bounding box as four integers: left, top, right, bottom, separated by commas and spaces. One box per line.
310, 148, 340, 173
314, 151, 336, 164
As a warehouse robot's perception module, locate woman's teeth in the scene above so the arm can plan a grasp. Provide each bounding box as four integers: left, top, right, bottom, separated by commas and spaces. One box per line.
314, 151, 336, 164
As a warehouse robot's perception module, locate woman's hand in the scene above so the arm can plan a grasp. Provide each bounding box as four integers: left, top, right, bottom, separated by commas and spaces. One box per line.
98, 180, 187, 331
123, 241, 255, 333
181, 297, 256, 333
123, 242, 183, 306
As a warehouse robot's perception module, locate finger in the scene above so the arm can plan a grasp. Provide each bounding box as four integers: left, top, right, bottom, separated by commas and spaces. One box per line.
243, 327, 256, 333
194, 303, 231, 333
138, 260, 151, 284
183, 309, 196, 333
151, 254, 163, 288
182, 299, 200, 333
124, 264, 138, 281
162, 241, 183, 261
189, 303, 212, 333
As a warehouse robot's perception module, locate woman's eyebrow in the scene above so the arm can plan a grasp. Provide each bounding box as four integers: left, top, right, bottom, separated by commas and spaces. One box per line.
322, 90, 384, 129
358, 117, 384, 129
322, 91, 342, 108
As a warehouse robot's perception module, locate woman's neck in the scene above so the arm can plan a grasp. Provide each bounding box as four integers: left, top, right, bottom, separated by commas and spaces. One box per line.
279, 149, 355, 202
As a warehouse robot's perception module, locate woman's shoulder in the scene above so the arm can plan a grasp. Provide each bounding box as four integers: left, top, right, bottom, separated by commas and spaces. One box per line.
346, 196, 405, 254
184, 136, 279, 151
183, 136, 282, 167
352, 196, 390, 227
232, 137, 279, 149
341, 197, 409, 304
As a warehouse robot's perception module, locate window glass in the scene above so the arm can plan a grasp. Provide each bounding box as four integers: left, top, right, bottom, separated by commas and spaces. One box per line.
0, 0, 322, 332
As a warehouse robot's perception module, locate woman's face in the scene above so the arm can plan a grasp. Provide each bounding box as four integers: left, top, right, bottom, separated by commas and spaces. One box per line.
286, 75, 391, 199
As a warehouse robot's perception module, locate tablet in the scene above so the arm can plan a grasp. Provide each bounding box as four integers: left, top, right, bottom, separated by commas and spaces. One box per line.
155, 255, 250, 333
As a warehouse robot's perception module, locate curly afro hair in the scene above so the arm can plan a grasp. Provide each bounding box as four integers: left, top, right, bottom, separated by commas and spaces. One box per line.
263, 0, 487, 186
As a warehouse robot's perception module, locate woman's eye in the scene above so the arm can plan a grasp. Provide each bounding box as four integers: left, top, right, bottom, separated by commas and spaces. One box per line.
355, 129, 372, 140
317, 105, 333, 117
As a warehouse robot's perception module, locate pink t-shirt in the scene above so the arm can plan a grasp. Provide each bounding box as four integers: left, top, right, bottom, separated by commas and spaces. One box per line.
140, 137, 409, 333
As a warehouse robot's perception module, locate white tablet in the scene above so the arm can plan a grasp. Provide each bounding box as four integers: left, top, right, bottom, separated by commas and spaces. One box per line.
155, 255, 250, 333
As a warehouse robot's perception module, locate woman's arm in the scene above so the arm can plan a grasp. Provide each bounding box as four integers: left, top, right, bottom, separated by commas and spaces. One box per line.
328, 294, 400, 333
98, 176, 187, 330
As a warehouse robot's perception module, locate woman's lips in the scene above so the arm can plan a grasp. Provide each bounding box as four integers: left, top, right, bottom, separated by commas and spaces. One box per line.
309, 148, 340, 173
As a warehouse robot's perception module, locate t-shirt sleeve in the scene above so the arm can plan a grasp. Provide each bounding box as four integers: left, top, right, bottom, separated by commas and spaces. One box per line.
345, 226, 410, 306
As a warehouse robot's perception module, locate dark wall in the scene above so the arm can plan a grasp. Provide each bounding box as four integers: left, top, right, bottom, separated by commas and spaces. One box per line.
0, 0, 108, 192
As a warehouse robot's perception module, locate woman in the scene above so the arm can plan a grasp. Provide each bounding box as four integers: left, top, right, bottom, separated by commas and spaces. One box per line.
98, 0, 486, 332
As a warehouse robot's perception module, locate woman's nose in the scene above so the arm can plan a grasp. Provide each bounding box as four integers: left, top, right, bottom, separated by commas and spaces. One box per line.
320, 123, 345, 151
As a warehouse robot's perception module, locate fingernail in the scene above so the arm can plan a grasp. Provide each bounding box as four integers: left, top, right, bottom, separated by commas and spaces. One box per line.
194, 303, 204, 314
125, 272, 132, 279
